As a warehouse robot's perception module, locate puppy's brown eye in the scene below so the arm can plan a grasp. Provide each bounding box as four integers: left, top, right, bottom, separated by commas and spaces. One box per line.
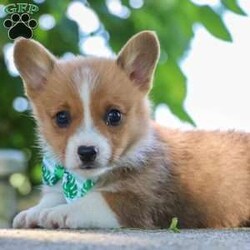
55, 111, 71, 128
105, 109, 122, 126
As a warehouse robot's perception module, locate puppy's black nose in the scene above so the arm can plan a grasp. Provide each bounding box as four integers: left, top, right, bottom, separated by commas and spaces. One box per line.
77, 146, 98, 163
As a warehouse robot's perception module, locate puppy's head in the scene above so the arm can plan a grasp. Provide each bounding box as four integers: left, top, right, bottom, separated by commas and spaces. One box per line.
14, 31, 160, 178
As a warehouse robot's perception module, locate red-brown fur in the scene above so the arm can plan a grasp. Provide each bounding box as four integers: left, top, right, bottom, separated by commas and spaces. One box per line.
102, 125, 250, 228
14, 31, 250, 228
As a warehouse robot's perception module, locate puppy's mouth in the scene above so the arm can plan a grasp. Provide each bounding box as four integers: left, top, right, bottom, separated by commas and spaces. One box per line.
79, 163, 97, 170
72, 163, 109, 178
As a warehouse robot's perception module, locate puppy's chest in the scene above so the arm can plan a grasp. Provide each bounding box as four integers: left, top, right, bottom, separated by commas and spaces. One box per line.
78, 192, 120, 228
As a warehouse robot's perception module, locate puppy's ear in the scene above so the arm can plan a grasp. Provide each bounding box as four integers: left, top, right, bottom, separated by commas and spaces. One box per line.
14, 38, 56, 91
117, 31, 160, 91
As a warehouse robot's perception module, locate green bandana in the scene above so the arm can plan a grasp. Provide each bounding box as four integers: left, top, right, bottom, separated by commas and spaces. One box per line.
42, 156, 95, 203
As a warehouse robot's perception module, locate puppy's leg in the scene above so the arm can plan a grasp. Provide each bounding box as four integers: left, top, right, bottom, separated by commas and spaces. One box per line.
13, 186, 65, 228
38, 192, 120, 229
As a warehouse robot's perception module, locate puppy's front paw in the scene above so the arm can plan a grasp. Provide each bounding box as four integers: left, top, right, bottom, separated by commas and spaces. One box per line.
13, 207, 42, 228
38, 206, 80, 229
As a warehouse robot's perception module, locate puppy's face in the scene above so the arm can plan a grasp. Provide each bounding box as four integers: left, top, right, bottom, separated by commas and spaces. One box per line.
14, 31, 159, 177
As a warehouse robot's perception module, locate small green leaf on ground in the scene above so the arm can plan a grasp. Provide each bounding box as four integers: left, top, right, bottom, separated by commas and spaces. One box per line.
169, 217, 180, 233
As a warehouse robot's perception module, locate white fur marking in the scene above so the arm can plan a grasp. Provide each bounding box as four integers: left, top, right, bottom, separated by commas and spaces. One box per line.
72, 192, 120, 228
65, 68, 111, 178
38, 192, 120, 229
81, 71, 92, 131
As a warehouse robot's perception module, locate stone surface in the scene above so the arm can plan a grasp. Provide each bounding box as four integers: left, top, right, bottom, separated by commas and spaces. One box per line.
0, 228, 249, 250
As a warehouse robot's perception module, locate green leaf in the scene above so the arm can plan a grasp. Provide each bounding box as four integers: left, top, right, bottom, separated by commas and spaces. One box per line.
169, 217, 180, 233
222, 0, 246, 16
63, 172, 78, 199
151, 59, 195, 125
81, 179, 95, 195
42, 164, 58, 186
55, 165, 64, 179
198, 6, 232, 42
42, 164, 50, 185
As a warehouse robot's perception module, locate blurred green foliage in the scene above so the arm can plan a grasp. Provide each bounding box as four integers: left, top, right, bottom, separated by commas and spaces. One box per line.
0, 0, 247, 186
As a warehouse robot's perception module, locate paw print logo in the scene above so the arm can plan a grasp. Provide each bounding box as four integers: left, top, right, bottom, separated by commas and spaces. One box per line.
3, 13, 37, 40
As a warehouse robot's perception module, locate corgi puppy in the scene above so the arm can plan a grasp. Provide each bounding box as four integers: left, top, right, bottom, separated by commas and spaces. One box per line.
12, 31, 250, 229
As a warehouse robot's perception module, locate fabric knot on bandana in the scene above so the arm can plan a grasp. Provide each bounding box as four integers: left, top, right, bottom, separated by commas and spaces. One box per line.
42, 156, 95, 203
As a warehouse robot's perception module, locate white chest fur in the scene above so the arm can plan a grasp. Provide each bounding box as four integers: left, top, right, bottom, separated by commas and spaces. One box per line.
73, 192, 120, 228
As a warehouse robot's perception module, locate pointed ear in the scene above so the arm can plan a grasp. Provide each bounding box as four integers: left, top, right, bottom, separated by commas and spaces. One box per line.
14, 38, 56, 91
117, 31, 160, 91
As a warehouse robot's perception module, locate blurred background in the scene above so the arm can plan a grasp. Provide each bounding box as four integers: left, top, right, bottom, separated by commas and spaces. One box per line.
0, 0, 249, 227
